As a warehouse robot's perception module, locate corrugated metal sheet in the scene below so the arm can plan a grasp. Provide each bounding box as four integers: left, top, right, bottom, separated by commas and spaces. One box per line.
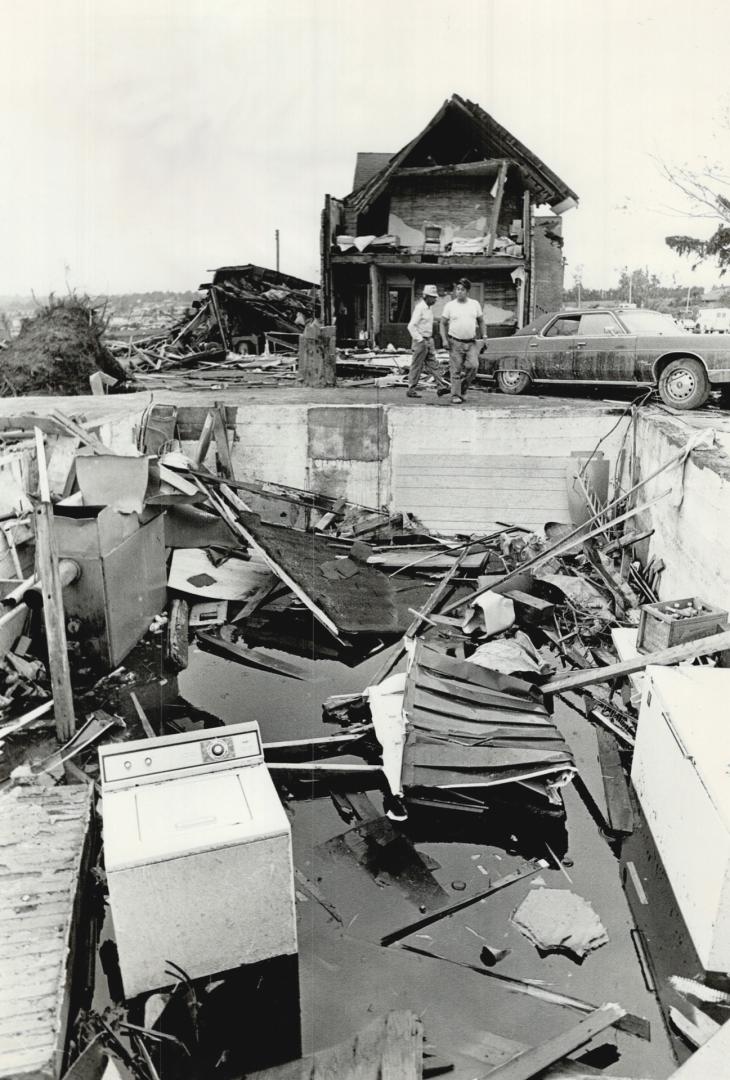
392, 453, 575, 532
0, 784, 93, 1080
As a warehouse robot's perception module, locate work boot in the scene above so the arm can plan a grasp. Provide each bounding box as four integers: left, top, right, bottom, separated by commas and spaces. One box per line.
406, 390, 421, 398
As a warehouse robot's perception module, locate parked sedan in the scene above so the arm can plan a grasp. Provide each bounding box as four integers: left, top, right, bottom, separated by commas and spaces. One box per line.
481, 307, 730, 409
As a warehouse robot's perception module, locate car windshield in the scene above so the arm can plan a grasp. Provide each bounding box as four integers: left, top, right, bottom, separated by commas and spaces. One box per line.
618, 310, 681, 334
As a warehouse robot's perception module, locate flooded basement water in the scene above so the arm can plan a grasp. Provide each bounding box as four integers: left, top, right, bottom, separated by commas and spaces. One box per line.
166, 631, 681, 1077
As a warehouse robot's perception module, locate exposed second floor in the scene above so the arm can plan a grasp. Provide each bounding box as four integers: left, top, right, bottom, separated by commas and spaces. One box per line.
323, 94, 578, 269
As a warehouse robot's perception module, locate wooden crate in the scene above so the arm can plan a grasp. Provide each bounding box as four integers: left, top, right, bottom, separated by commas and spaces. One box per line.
637, 596, 728, 654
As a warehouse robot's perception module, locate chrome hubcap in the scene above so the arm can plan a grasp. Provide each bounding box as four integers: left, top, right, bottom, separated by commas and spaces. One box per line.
501, 370, 525, 389
666, 368, 696, 401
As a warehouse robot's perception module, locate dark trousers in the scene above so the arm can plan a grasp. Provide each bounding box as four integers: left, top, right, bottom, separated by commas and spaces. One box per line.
448, 338, 479, 397
409, 338, 448, 390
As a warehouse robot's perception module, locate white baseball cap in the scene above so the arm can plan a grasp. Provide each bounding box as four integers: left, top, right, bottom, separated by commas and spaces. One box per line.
423, 285, 438, 297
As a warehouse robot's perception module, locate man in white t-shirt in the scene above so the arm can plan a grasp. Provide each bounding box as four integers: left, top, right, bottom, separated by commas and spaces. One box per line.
440, 278, 485, 404
406, 284, 450, 399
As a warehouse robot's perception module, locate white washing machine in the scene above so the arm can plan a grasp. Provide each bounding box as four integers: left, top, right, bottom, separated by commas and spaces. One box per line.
100, 720, 297, 998
632, 667, 730, 971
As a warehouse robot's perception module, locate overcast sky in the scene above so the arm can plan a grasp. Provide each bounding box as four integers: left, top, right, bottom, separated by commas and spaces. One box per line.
2, 0, 728, 296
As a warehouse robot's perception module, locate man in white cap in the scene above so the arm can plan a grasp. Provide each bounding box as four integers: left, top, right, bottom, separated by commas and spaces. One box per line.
406, 285, 450, 399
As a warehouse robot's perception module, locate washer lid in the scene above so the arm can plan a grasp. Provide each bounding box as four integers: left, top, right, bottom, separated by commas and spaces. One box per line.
103, 765, 290, 869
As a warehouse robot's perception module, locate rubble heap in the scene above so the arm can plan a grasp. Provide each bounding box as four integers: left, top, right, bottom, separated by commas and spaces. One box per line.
1, 295, 127, 397
108, 264, 318, 380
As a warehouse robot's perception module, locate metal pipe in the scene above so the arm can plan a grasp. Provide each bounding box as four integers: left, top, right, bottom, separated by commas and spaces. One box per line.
2, 574, 39, 607
24, 559, 81, 611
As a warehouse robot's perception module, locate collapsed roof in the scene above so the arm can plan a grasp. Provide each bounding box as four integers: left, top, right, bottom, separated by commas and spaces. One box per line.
344, 93, 578, 213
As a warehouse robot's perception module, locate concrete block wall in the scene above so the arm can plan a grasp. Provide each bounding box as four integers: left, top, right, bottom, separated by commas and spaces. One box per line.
225, 401, 629, 533
625, 412, 730, 612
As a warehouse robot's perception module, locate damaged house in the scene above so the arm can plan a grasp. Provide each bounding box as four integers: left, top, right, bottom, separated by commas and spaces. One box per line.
321, 94, 578, 347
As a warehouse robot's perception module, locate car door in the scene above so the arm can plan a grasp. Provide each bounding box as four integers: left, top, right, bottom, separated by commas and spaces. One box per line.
573, 311, 636, 382
528, 314, 581, 379
481, 331, 530, 376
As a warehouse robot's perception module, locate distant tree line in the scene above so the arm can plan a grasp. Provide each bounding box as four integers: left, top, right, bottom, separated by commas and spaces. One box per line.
0, 291, 202, 314
563, 267, 712, 313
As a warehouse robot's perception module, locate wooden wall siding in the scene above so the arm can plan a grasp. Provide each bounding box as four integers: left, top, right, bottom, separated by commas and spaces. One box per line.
392, 454, 579, 532
0, 784, 93, 1080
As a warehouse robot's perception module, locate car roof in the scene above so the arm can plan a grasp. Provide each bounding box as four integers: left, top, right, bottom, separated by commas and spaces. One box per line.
515, 306, 667, 335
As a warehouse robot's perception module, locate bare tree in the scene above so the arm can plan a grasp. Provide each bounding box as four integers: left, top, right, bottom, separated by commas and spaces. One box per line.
660, 122, 730, 272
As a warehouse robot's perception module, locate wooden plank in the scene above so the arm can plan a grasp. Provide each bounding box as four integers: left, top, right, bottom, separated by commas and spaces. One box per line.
543, 630, 730, 695
213, 403, 235, 480
129, 692, 155, 739
34, 430, 75, 744
401, 944, 649, 1041
248, 1012, 422, 1080
194, 411, 215, 468
504, 589, 555, 627
474, 1004, 626, 1080
197, 634, 307, 683
487, 160, 509, 256
595, 728, 634, 834
166, 597, 190, 672
381, 861, 541, 946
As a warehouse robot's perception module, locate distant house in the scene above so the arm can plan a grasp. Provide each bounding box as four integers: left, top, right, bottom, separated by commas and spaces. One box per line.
321, 94, 578, 347
698, 286, 730, 308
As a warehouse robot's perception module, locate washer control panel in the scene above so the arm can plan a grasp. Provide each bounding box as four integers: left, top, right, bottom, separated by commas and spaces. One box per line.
101, 724, 262, 786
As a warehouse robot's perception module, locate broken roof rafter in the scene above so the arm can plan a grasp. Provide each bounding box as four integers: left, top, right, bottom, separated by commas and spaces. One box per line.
394, 158, 508, 180
346, 94, 578, 213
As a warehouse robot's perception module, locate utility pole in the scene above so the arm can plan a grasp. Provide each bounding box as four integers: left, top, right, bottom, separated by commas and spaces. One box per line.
275, 229, 280, 273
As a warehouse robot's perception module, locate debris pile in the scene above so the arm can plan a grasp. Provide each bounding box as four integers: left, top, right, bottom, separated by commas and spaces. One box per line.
4, 403, 730, 1079
106, 263, 318, 389
1, 295, 127, 397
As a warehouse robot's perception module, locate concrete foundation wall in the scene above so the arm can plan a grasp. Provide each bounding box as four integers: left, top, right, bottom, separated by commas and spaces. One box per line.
626, 412, 730, 611
225, 401, 629, 532
5, 393, 729, 612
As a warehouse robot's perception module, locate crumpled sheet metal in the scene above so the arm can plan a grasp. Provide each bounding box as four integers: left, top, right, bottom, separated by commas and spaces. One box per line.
511, 887, 609, 960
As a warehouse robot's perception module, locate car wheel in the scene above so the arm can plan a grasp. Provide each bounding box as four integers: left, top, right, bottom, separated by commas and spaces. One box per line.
657, 357, 710, 410
496, 370, 531, 395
